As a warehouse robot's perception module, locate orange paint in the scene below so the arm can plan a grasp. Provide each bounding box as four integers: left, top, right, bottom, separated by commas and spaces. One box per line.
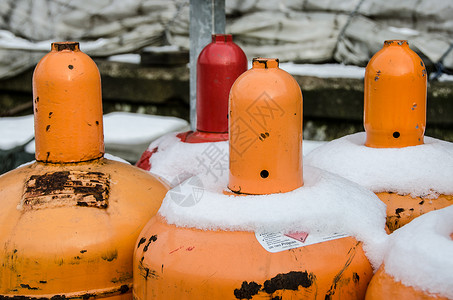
363, 40, 448, 232
0, 42, 169, 299
133, 56, 373, 299
364, 40, 427, 148
377, 192, 453, 232
365, 265, 449, 300
228, 58, 303, 194
33, 42, 104, 163
134, 216, 373, 300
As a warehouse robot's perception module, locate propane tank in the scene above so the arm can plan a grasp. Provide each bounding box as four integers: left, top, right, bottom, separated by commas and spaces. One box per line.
365, 40, 450, 231
132, 58, 384, 299
135, 34, 246, 184
365, 206, 453, 300
305, 40, 453, 233
0, 42, 169, 299
364, 39, 426, 148
228, 58, 303, 194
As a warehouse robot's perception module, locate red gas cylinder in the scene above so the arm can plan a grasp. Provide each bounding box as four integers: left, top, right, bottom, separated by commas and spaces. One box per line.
136, 34, 247, 178
0, 42, 169, 299
132, 57, 386, 299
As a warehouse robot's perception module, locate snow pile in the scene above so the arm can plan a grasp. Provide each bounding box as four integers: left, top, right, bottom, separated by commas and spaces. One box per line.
0, 115, 34, 150
146, 133, 324, 185
13, 112, 189, 162
158, 164, 388, 267
281, 62, 365, 79
146, 133, 229, 185
383, 206, 453, 298
103, 112, 188, 145
305, 132, 453, 198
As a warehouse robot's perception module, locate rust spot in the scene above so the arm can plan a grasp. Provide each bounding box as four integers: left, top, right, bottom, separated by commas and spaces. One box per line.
119, 285, 129, 294
234, 281, 261, 299
101, 249, 118, 262
395, 208, 405, 217
143, 235, 158, 252
138, 260, 159, 280
352, 272, 360, 284
325, 242, 359, 299
263, 271, 314, 294
20, 284, 39, 290
22, 171, 110, 210
186, 246, 195, 251
137, 237, 147, 248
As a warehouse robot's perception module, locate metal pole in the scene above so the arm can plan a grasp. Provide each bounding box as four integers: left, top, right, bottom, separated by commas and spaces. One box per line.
189, 0, 225, 130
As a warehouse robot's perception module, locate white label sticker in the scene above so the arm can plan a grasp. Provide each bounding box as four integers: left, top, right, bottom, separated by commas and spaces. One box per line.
255, 231, 349, 253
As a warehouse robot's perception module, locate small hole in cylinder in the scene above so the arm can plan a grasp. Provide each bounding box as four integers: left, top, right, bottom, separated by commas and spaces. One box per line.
260, 170, 269, 178
393, 132, 400, 138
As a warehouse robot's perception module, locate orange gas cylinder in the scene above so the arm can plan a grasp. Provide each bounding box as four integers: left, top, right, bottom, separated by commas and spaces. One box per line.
305, 40, 452, 233
133, 58, 385, 299
135, 34, 247, 172
365, 39, 450, 232
364, 40, 427, 148
229, 58, 303, 194
0, 42, 169, 299
365, 206, 453, 300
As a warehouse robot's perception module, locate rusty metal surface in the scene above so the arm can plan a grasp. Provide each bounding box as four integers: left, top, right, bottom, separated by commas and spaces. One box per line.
22, 171, 110, 210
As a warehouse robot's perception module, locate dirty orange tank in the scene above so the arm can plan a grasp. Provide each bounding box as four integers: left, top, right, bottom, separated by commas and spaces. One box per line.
0, 42, 169, 299
133, 57, 374, 300
228, 58, 303, 195
365, 265, 450, 300
364, 40, 451, 232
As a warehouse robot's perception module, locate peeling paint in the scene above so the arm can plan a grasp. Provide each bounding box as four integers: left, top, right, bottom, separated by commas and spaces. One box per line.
21, 171, 110, 210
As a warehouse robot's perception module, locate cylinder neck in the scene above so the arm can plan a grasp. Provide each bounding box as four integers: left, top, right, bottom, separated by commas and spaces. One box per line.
33, 42, 104, 163
252, 57, 279, 69
383, 40, 409, 47
51, 41, 80, 52
212, 34, 233, 43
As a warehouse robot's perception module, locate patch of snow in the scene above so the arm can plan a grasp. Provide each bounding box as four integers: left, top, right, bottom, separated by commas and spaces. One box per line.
158, 164, 388, 268
103, 112, 188, 145
145, 134, 325, 185
147, 133, 229, 186
384, 206, 453, 299
104, 153, 130, 164
3, 112, 189, 163
0, 115, 34, 150
303, 140, 326, 155
142, 45, 181, 53
388, 26, 419, 36
437, 73, 453, 82
248, 61, 366, 79
107, 54, 141, 64
304, 132, 453, 198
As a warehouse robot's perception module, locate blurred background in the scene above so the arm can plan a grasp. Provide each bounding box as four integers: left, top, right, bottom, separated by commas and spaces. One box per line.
0, 0, 452, 172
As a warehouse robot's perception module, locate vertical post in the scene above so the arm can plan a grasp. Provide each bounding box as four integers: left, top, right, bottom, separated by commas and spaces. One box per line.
213, 0, 226, 34
189, 0, 225, 130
